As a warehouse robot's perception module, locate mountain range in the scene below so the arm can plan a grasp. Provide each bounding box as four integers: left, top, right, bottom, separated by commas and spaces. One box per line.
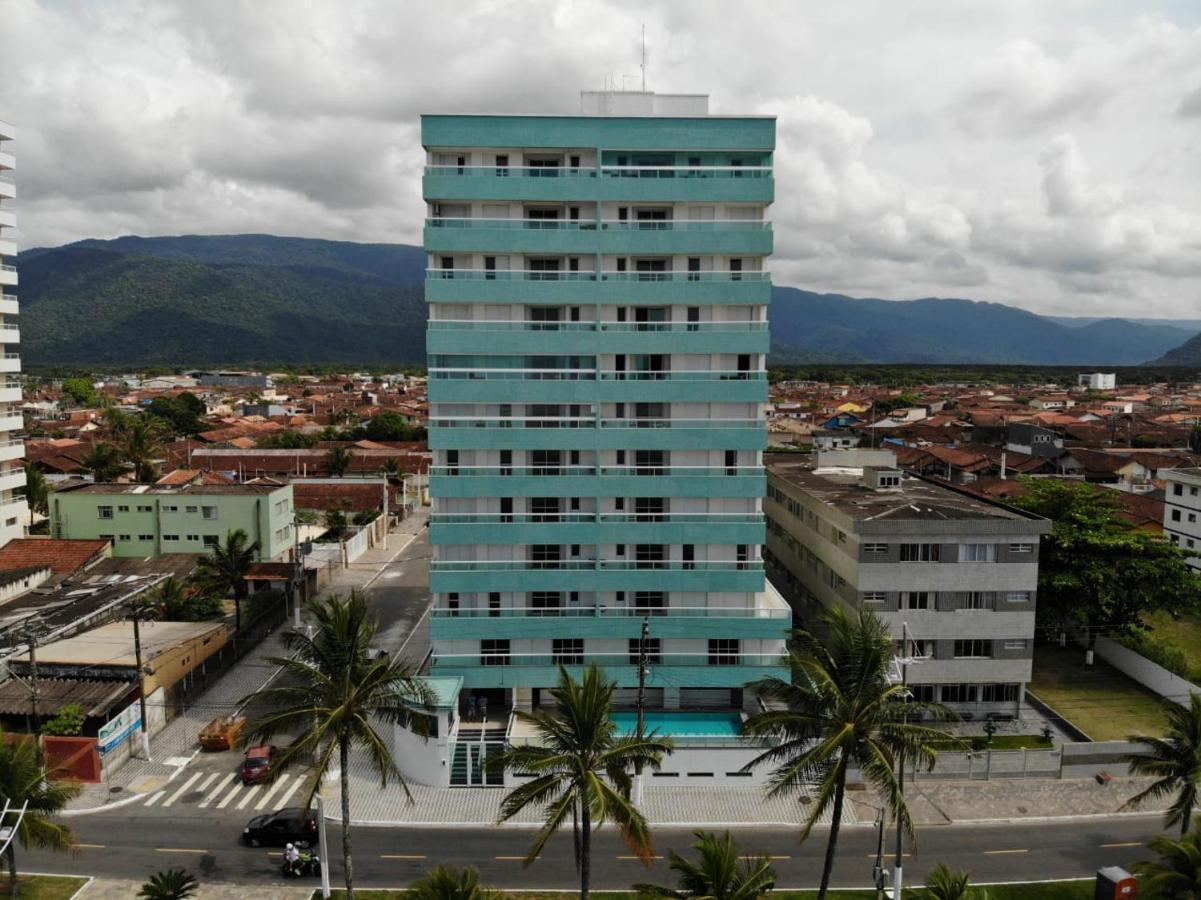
15, 234, 1201, 368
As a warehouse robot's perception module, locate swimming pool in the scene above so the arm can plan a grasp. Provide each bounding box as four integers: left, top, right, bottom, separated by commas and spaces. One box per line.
611, 710, 743, 737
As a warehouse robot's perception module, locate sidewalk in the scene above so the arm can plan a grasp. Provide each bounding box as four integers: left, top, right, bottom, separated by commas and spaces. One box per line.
76, 879, 311, 899
67, 514, 430, 813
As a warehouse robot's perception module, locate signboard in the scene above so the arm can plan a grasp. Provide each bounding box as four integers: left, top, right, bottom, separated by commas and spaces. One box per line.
97, 701, 142, 756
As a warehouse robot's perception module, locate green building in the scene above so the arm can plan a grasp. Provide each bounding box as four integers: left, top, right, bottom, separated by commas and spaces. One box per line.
49, 482, 294, 559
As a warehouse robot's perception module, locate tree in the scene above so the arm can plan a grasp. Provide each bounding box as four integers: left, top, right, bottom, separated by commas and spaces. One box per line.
1009, 478, 1201, 658
241, 591, 430, 900
194, 529, 259, 632
741, 608, 954, 900
0, 731, 82, 898
81, 441, 125, 482
324, 506, 349, 535
149, 576, 194, 622
40, 704, 86, 737
361, 411, 417, 442
61, 377, 99, 408
381, 457, 403, 477
1133, 827, 1201, 898
1190, 426, 1201, 455
924, 863, 975, 900
145, 393, 205, 436
21, 464, 47, 526
1123, 693, 1201, 835
326, 445, 353, 477
258, 430, 317, 450
635, 830, 776, 900
114, 414, 170, 483
137, 869, 199, 900
408, 865, 502, 900
495, 665, 673, 900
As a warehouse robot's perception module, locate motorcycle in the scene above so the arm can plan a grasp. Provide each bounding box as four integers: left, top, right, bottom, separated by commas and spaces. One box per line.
282, 851, 322, 877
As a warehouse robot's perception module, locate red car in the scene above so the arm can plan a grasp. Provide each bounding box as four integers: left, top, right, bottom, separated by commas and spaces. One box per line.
241, 745, 278, 785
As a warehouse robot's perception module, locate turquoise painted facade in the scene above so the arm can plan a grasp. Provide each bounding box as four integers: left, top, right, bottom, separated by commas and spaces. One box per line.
423, 99, 789, 703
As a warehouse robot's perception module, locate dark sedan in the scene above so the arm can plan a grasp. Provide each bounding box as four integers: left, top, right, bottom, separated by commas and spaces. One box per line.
242, 807, 318, 848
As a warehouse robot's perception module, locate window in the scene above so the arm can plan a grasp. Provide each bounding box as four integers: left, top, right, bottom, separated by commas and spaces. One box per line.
900, 543, 940, 562
628, 638, 662, 665
862, 592, 887, 604
909, 684, 937, 702
202, 506, 218, 520
941, 684, 978, 703
163, 534, 180, 542
480, 639, 510, 666
1172, 509, 1182, 522
117, 505, 129, 512
961, 592, 991, 610
1174, 484, 1184, 496
203, 535, 219, 548
489, 592, 501, 618
901, 591, 930, 610
959, 544, 997, 562
1005, 591, 1031, 603
633, 591, 667, 615
981, 683, 1020, 703
1008, 543, 1034, 554
708, 639, 740, 665
530, 592, 562, 616
864, 543, 888, 555
137, 505, 152, 513
953, 639, 991, 658
552, 638, 584, 665
97, 506, 114, 520
1002, 639, 1028, 651
99, 533, 115, 541
118, 534, 131, 542
162, 505, 178, 513
185, 505, 198, 514
186, 534, 199, 541
138, 534, 154, 541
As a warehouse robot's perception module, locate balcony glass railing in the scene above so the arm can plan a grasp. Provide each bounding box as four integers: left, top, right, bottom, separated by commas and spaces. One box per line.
424, 165, 773, 180
426, 269, 769, 283
431, 560, 762, 572
429, 417, 763, 430
429, 465, 762, 477
431, 604, 788, 619
0, 266, 15, 273
432, 651, 786, 668
427, 217, 770, 232
426, 165, 594, 178
427, 320, 769, 333
430, 513, 761, 525
428, 369, 764, 382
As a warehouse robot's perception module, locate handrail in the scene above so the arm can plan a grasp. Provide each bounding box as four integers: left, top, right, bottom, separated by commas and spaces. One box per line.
426, 217, 770, 231
429, 417, 762, 430
432, 651, 786, 666
427, 369, 764, 382
431, 560, 762, 572
430, 513, 762, 524
431, 605, 788, 619
426, 320, 768, 332
426, 268, 769, 283
428, 465, 762, 477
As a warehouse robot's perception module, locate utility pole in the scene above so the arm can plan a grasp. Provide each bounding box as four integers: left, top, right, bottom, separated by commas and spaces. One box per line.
893, 621, 910, 899
872, 807, 887, 900
633, 617, 650, 805
24, 627, 40, 736
130, 606, 152, 761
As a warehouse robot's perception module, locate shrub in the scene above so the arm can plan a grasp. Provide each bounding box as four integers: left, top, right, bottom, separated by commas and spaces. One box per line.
41, 703, 86, 736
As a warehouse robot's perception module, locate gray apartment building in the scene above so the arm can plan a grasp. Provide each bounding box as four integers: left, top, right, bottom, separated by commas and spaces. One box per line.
1164, 467, 1201, 573
764, 449, 1050, 718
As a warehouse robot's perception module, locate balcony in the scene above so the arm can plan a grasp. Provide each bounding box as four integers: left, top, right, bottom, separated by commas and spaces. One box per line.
429, 368, 766, 404
0, 268, 15, 288
0, 239, 14, 259
429, 417, 765, 452
429, 465, 765, 500
0, 413, 23, 432
0, 324, 20, 345
0, 439, 23, 462
0, 209, 13, 229
424, 268, 771, 305
0, 150, 13, 171
0, 469, 25, 494
424, 165, 774, 204
0, 383, 22, 403
429, 511, 764, 546
0, 295, 16, 316
427, 320, 770, 356
431, 561, 765, 595
0, 496, 28, 524
0, 177, 13, 200
424, 217, 773, 256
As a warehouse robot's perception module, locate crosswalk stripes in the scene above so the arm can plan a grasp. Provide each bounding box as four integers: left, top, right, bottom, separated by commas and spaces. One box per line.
216, 783, 242, 810
198, 773, 235, 808
274, 776, 304, 808
235, 784, 261, 810
253, 774, 290, 811
161, 772, 203, 808
142, 790, 166, 807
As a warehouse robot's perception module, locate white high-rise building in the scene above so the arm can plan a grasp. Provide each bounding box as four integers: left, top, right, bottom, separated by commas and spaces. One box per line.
0, 119, 27, 545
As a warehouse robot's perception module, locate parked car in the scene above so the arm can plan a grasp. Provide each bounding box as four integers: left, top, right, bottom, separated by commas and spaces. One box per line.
240, 745, 278, 785
242, 808, 318, 848
199, 714, 245, 751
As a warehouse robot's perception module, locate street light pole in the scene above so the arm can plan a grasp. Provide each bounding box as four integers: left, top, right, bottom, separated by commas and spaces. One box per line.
634, 617, 649, 806
131, 608, 152, 761
893, 621, 910, 899
316, 792, 331, 899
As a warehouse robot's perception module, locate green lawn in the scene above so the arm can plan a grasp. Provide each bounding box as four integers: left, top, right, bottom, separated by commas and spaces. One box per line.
1030, 643, 1172, 740
0, 876, 89, 900
1141, 609, 1201, 676
322, 881, 1091, 899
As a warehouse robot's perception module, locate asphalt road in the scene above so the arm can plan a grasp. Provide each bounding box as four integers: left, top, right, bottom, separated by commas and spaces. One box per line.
26, 810, 1161, 890
357, 520, 433, 667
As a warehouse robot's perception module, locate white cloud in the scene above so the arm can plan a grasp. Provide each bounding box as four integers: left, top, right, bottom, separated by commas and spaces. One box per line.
2, 0, 1201, 317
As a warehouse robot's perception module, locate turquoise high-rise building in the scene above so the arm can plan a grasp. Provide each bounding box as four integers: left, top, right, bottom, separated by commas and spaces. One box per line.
423, 92, 789, 715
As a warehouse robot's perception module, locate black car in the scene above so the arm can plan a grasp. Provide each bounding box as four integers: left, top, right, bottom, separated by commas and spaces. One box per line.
242, 807, 318, 848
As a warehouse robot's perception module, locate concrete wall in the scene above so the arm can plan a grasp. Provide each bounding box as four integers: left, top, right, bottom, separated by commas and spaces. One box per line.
1092, 636, 1201, 709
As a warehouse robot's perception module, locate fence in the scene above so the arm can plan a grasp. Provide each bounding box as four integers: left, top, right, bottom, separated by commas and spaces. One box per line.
1092, 636, 1201, 709
43, 735, 101, 783
911, 747, 1063, 780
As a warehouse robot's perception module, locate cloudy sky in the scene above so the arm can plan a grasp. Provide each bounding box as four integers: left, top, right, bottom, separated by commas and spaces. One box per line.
2, 0, 1201, 319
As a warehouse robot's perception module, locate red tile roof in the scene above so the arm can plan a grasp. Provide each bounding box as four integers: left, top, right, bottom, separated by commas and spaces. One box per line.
0, 539, 110, 575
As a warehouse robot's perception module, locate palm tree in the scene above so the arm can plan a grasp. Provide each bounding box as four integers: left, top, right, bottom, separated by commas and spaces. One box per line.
924, 863, 976, 900
1133, 827, 1201, 898
381, 457, 402, 477
0, 731, 82, 898
1123, 692, 1201, 835
116, 414, 169, 482
148, 576, 193, 622
241, 591, 430, 900
741, 608, 954, 900
21, 463, 47, 528
194, 528, 259, 632
408, 865, 502, 900
635, 830, 776, 900
137, 869, 199, 900
81, 441, 125, 482
495, 665, 673, 900
326, 445, 353, 477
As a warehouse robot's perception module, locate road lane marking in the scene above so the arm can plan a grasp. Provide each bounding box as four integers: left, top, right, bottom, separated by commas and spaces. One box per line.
618, 855, 664, 860
495, 855, 535, 861
143, 791, 166, 807
867, 853, 911, 859
274, 776, 304, 809
381, 854, 427, 860
155, 848, 208, 854
235, 784, 262, 810
71, 843, 105, 850
1102, 842, 1143, 849
983, 849, 1028, 855
161, 772, 203, 808
194, 773, 218, 796
199, 773, 235, 808
216, 784, 242, 809
254, 774, 290, 810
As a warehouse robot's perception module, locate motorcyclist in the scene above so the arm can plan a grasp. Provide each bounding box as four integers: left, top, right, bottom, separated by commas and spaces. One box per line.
284, 842, 301, 873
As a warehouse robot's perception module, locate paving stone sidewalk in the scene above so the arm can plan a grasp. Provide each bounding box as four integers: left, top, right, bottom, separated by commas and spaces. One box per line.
68, 515, 430, 813
76, 879, 311, 899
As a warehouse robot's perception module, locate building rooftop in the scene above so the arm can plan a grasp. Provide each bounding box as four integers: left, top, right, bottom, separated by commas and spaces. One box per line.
12, 619, 225, 669
61, 482, 285, 496
0, 538, 110, 575
766, 455, 1043, 525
